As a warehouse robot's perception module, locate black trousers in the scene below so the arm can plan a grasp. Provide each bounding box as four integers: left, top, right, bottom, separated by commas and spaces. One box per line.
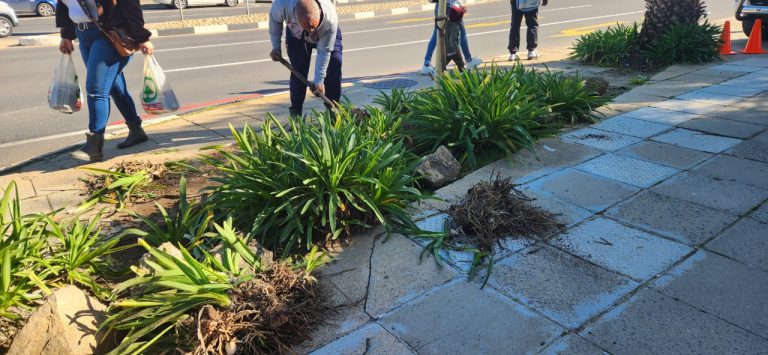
508, 2, 539, 53
286, 28, 343, 116
447, 53, 465, 72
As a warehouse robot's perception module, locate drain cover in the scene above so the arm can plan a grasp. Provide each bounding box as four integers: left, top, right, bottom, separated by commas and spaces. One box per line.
362, 79, 418, 90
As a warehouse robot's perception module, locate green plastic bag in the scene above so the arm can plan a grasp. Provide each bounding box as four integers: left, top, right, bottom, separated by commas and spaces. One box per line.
141, 55, 180, 114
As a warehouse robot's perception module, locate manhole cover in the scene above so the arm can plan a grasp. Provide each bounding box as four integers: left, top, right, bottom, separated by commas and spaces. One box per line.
362, 79, 418, 90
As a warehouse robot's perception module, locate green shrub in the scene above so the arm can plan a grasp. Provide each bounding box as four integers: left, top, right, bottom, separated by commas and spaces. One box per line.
206, 108, 422, 257
538, 70, 610, 124
404, 65, 555, 169
644, 21, 722, 67
569, 23, 639, 67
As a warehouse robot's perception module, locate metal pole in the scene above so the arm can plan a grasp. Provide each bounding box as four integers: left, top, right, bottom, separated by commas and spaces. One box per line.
245, 0, 251, 16
178, 0, 185, 21
435, 0, 447, 77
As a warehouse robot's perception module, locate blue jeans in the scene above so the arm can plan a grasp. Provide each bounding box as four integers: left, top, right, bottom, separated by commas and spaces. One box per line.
424, 4, 471, 66
76, 26, 141, 134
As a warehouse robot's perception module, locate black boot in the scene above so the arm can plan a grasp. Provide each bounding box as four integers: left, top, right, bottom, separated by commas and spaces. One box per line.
71, 132, 104, 162
289, 106, 303, 119
117, 124, 148, 149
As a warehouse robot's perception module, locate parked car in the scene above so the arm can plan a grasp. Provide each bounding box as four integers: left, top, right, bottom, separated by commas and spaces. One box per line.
0, 1, 19, 38
154, 0, 239, 9
735, 0, 768, 36
5, 0, 55, 16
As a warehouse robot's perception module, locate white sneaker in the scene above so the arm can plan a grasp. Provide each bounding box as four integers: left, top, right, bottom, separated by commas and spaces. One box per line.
508, 53, 519, 61
467, 57, 482, 69
420, 65, 435, 75
527, 50, 540, 60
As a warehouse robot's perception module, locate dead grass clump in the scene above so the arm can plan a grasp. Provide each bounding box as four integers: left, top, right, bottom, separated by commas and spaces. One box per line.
192, 264, 327, 355
449, 174, 565, 253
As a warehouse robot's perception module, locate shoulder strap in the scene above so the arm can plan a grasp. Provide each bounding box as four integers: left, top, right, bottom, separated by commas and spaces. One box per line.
74, 0, 104, 31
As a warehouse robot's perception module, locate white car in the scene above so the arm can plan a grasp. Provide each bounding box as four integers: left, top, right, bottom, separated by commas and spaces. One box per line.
153, 0, 240, 9
0, 1, 19, 38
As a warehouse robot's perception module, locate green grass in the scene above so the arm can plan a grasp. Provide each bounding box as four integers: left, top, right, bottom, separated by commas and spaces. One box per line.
569, 23, 639, 67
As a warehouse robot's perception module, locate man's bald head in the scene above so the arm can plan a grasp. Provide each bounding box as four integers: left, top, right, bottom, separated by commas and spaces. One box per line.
296, 0, 321, 31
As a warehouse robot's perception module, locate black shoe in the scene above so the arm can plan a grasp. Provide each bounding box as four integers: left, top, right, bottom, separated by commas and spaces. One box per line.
289, 107, 303, 118
117, 124, 148, 149
71, 132, 104, 162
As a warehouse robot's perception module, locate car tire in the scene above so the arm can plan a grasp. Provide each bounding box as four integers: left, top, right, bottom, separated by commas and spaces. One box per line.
225, 0, 238, 6
36, 2, 55, 17
742, 18, 768, 38
0, 16, 12, 38
173, 0, 188, 9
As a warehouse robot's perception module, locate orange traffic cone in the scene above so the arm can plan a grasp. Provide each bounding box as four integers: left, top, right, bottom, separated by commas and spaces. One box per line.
740, 19, 767, 54
720, 20, 736, 55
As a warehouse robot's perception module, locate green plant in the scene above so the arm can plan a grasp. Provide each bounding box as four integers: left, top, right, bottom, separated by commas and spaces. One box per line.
79, 166, 156, 210
405, 65, 554, 169
638, 0, 706, 49
372, 88, 414, 117
644, 21, 722, 67
538, 70, 610, 124
629, 75, 650, 85
207, 109, 422, 257
124, 176, 215, 248
569, 23, 639, 67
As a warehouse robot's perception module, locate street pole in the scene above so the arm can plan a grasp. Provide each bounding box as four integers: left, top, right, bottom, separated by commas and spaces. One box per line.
245, 0, 250, 16
178, 0, 185, 21
435, 0, 447, 78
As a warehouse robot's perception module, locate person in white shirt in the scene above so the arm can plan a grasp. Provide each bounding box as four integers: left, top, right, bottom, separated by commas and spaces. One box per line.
269, 0, 342, 117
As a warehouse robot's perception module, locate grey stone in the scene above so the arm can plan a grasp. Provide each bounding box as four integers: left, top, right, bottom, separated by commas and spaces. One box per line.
581, 288, 768, 354
552, 217, 691, 281
560, 128, 642, 152
652, 172, 768, 215
381, 281, 563, 354
693, 154, 768, 189
7, 285, 108, 355
707, 218, 768, 271
728, 140, 768, 163
521, 169, 640, 213
652, 128, 742, 153
681, 117, 765, 139
606, 191, 739, 246
309, 323, 414, 355
415, 146, 461, 188
752, 203, 768, 223
616, 141, 713, 169
591, 115, 672, 138
653, 250, 768, 339
622, 107, 701, 125
573, 153, 678, 188
527, 192, 595, 228
490, 245, 638, 329
651, 98, 727, 115
540, 335, 609, 355
365, 234, 458, 317
676, 91, 745, 106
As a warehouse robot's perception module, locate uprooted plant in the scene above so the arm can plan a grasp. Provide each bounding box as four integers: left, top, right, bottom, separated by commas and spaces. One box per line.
79, 161, 166, 210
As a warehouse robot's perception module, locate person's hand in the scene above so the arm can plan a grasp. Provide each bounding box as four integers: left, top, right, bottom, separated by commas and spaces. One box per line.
542, 0, 548, 6
312, 83, 325, 97
139, 41, 154, 55
59, 39, 74, 54
270, 48, 282, 62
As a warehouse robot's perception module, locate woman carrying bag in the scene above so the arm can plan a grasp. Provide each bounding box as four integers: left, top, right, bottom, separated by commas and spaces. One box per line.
56, 0, 153, 161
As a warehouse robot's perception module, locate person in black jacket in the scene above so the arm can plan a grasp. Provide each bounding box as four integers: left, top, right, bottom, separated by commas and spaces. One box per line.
56, 0, 153, 161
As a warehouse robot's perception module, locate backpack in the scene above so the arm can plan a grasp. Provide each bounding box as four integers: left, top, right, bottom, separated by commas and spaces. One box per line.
445, 21, 461, 56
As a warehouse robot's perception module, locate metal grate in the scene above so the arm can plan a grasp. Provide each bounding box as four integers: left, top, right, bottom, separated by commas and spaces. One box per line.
362, 79, 418, 90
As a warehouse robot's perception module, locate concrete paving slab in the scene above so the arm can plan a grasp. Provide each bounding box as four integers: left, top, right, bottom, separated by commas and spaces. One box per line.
581, 288, 768, 354
699, 83, 765, 97
591, 115, 672, 138
707, 106, 768, 128
320, 230, 376, 304
415, 213, 449, 233
727, 140, 768, 163
707, 218, 768, 272
754, 131, 768, 142
574, 153, 678, 188
752, 203, 768, 224
296, 285, 372, 354
381, 281, 563, 354
490, 245, 638, 329
621, 107, 701, 125
652, 128, 742, 153
0, 175, 36, 200
651, 98, 727, 116
560, 128, 642, 152
616, 141, 713, 169
606, 191, 739, 246
553, 217, 691, 281
309, 323, 414, 355
653, 250, 768, 339
610, 92, 668, 106
527, 191, 595, 228
45, 190, 81, 212
729, 58, 768, 68
365, 234, 458, 317
652, 172, 768, 215
19, 196, 52, 214
540, 334, 609, 355
710, 63, 763, 73
676, 90, 746, 106
630, 82, 699, 99
521, 169, 640, 213
689, 67, 754, 79
693, 154, 768, 189
147, 120, 227, 147
681, 116, 765, 139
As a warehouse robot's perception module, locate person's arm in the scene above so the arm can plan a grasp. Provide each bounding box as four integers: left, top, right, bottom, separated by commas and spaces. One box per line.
119, 0, 152, 44
55, 0, 76, 40
312, 25, 336, 86
269, 0, 286, 59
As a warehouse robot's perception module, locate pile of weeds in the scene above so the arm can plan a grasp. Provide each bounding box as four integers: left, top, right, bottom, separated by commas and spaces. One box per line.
79, 161, 167, 210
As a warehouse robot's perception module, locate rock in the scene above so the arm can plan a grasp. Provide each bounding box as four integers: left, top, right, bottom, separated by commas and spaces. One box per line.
7, 285, 108, 355
584, 77, 610, 96
133, 242, 183, 276
416, 146, 462, 188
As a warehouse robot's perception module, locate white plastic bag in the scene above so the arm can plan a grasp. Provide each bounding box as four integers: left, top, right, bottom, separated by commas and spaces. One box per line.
516, 0, 541, 12
48, 54, 84, 114
141, 55, 180, 114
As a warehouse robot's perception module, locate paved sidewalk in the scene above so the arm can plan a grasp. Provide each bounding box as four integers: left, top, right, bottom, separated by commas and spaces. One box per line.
2, 52, 768, 354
